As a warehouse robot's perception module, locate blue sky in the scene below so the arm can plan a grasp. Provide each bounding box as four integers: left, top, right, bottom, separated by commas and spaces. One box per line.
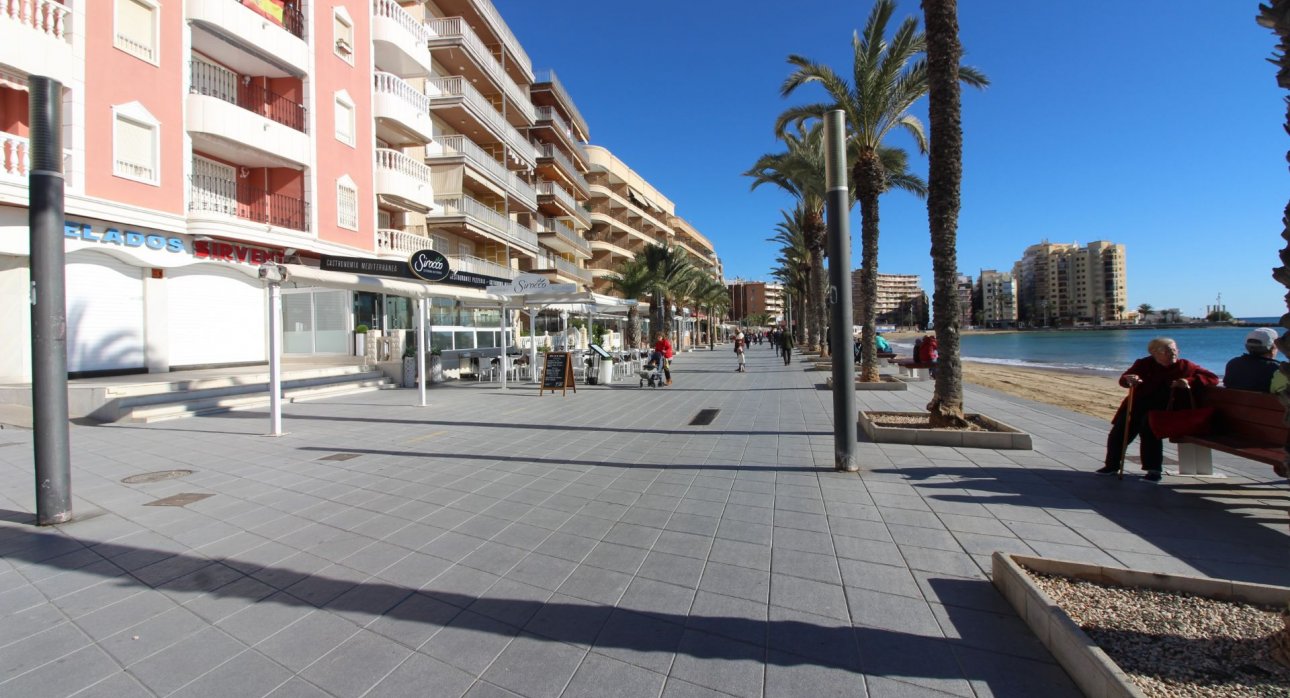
494, 1, 1286, 318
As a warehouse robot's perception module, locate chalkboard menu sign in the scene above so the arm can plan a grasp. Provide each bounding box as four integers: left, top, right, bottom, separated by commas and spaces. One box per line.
539, 351, 577, 396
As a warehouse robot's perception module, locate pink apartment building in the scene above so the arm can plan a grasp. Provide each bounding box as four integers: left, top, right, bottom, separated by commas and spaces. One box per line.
0, 0, 718, 385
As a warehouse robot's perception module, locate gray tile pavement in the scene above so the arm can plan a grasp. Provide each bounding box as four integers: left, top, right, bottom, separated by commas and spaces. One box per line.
0, 343, 1288, 696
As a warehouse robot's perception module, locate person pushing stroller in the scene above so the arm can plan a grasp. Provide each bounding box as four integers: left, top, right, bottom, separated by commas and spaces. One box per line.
646, 331, 674, 386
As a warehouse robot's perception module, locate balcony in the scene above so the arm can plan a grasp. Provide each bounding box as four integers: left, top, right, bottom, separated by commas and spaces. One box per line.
537, 180, 590, 228
432, 194, 538, 252
187, 60, 309, 168
426, 135, 536, 209
187, 0, 308, 77
0, 131, 72, 187
375, 148, 433, 212
427, 77, 536, 169
534, 213, 591, 258
587, 236, 633, 260
0, 0, 75, 85
373, 72, 432, 145
426, 17, 534, 126
451, 253, 514, 282
533, 70, 589, 142
534, 106, 584, 157
188, 173, 308, 232
372, 0, 432, 78
432, 0, 533, 83
537, 143, 589, 197
530, 253, 591, 285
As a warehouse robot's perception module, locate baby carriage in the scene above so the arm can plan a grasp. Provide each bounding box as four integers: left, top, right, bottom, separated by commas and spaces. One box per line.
638, 360, 665, 388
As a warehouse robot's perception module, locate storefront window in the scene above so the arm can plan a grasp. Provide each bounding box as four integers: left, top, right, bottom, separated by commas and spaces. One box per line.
431, 331, 453, 352
386, 295, 412, 330
454, 331, 475, 349
353, 291, 381, 329
429, 298, 455, 326
477, 331, 497, 348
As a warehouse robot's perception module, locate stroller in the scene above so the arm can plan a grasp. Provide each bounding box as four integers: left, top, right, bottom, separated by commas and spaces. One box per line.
638, 357, 665, 388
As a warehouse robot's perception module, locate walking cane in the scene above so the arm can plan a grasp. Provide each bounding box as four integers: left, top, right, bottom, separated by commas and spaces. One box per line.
1117, 385, 1135, 480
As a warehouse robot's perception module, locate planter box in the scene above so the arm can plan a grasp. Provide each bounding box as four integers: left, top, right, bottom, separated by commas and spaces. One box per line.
858, 410, 1032, 449
825, 375, 908, 391
992, 552, 1290, 698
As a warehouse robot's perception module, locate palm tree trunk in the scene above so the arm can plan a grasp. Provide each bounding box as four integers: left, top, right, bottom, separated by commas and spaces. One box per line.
808, 246, 827, 356
626, 307, 640, 349
855, 151, 882, 383
924, 0, 968, 428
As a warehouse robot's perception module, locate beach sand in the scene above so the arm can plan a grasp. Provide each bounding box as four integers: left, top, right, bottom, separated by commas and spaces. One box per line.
961, 362, 1122, 421
865, 331, 1123, 419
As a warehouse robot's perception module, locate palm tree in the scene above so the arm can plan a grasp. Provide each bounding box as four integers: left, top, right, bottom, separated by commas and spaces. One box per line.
692, 276, 730, 350
768, 207, 811, 338
1260, 2, 1290, 341
606, 258, 651, 349
1137, 303, 1154, 323
639, 243, 693, 341
745, 124, 837, 355
777, 0, 986, 381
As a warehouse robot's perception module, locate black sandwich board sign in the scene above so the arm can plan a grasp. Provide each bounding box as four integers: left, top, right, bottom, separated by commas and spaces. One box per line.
319, 252, 509, 289
539, 351, 576, 396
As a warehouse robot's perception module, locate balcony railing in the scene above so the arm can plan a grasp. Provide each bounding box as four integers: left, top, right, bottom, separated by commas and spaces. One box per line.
466, 0, 532, 80
426, 17, 535, 124
190, 60, 306, 132
373, 0, 428, 44
431, 135, 534, 206
536, 106, 577, 144
538, 143, 589, 194
534, 254, 590, 283
452, 253, 514, 281
374, 71, 431, 115
535, 213, 590, 254
1, 131, 72, 183
376, 147, 431, 181
189, 174, 308, 231
537, 180, 590, 227
533, 70, 588, 140
434, 195, 537, 249
3, 0, 72, 43
427, 76, 535, 166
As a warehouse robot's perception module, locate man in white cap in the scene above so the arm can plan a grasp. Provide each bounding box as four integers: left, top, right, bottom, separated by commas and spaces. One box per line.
1223, 327, 1281, 391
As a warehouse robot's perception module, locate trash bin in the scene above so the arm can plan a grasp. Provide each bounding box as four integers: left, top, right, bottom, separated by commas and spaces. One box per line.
596, 355, 614, 385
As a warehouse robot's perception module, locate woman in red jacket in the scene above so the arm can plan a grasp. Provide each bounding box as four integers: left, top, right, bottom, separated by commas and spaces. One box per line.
651, 332, 674, 386
1097, 337, 1218, 481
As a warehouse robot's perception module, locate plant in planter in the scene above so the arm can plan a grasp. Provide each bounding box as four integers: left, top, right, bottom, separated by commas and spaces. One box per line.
354, 324, 369, 357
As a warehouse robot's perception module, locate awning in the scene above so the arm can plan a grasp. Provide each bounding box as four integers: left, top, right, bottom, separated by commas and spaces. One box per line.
282, 263, 491, 301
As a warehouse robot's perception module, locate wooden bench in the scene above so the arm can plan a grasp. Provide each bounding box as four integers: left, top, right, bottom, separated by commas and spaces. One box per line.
1168, 387, 1287, 476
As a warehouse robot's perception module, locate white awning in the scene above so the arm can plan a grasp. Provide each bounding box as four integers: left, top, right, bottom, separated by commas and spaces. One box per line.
281, 263, 492, 301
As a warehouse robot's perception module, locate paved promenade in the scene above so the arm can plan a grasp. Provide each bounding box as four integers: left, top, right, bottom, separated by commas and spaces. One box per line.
1, 344, 1288, 697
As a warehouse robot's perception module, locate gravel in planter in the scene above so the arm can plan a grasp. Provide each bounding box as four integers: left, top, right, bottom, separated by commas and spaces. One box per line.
1026, 567, 1290, 697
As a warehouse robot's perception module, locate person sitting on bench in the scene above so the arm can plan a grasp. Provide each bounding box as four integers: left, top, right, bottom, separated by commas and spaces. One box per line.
1224, 327, 1281, 392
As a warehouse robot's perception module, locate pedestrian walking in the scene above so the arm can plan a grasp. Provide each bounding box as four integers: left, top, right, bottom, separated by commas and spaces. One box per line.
734, 331, 747, 372
781, 328, 793, 365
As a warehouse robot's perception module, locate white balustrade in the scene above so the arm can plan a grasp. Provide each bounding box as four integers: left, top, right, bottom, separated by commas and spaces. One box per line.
374, 72, 430, 114
373, 0, 429, 44
539, 143, 589, 193
1, 132, 29, 180
533, 70, 588, 139
2, 0, 72, 43
376, 147, 431, 180
426, 17, 534, 124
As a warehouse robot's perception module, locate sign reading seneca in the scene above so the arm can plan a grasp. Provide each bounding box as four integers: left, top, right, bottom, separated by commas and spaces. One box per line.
409, 249, 451, 282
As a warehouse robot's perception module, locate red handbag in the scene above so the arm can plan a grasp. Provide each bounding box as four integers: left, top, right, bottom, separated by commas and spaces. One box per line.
1147, 391, 1215, 438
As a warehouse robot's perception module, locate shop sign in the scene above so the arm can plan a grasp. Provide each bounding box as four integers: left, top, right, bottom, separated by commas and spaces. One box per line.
64, 221, 185, 253
409, 249, 450, 282
320, 253, 507, 289
193, 239, 285, 266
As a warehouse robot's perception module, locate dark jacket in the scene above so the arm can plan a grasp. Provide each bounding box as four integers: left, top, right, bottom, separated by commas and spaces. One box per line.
1223, 353, 1279, 392
1115, 357, 1219, 421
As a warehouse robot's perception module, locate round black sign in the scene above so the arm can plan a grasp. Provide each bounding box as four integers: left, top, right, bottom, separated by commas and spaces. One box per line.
409, 249, 451, 282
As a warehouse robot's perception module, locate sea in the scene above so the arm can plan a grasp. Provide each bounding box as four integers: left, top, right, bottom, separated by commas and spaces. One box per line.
887, 317, 1285, 378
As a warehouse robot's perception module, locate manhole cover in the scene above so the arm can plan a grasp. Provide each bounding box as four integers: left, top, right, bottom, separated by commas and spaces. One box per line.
122, 469, 193, 484
317, 453, 360, 461
689, 409, 720, 426
143, 493, 213, 507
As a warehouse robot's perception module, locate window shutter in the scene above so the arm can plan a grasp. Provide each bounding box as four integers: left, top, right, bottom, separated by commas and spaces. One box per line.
114, 116, 155, 181
116, 0, 155, 61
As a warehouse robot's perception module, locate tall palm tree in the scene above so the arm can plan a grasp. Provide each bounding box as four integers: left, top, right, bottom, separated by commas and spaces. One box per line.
1137, 303, 1154, 322
923, 0, 970, 427
606, 257, 651, 349
778, 0, 986, 382
639, 243, 693, 340
769, 207, 811, 337
745, 123, 837, 355
1260, 2, 1290, 343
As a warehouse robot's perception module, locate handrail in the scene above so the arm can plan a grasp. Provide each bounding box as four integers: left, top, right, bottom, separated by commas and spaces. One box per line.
191, 60, 307, 132
464, 0, 532, 80
188, 174, 309, 231
537, 180, 590, 226
538, 143, 589, 194
376, 147, 431, 181
430, 135, 536, 205
427, 76, 508, 140
4, 0, 72, 43
537, 214, 591, 253
426, 17, 535, 124
434, 195, 538, 249
374, 71, 431, 115
372, 0, 429, 44
532, 70, 589, 140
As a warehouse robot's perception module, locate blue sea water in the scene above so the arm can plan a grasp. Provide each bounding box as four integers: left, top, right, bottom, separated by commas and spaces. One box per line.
891, 317, 1286, 377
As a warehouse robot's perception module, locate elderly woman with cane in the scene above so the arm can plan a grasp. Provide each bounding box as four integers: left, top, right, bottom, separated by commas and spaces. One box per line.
1097, 337, 1218, 481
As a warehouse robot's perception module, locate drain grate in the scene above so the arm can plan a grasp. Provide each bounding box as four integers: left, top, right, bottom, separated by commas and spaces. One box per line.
317, 453, 361, 462
122, 469, 193, 484
143, 493, 213, 507
689, 409, 720, 426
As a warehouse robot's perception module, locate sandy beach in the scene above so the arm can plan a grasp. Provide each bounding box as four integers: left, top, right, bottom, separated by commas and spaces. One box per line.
874, 330, 1123, 420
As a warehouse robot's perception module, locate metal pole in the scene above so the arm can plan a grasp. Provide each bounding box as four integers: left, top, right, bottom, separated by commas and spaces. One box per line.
29, 76, 71, 525
498, 302, 507, 389
824, 110, 858, 472
529, 307, 537, 383
417, 297, 427, 406
267, 279, 283, 436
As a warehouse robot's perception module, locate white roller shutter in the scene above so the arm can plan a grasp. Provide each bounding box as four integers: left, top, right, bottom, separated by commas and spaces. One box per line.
167, 265, 265, 366
66, 252, 145, 373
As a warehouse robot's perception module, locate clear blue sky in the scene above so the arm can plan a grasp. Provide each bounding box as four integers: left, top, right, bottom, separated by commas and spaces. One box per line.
494, 1, 1286, 318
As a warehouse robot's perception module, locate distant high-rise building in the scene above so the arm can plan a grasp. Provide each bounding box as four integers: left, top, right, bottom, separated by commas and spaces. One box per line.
956, 275, 975, 326
850, 270, 922, 325
1014, 241, 1127, 325
978, 270, 1018, 328
727, 280, 784, 322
